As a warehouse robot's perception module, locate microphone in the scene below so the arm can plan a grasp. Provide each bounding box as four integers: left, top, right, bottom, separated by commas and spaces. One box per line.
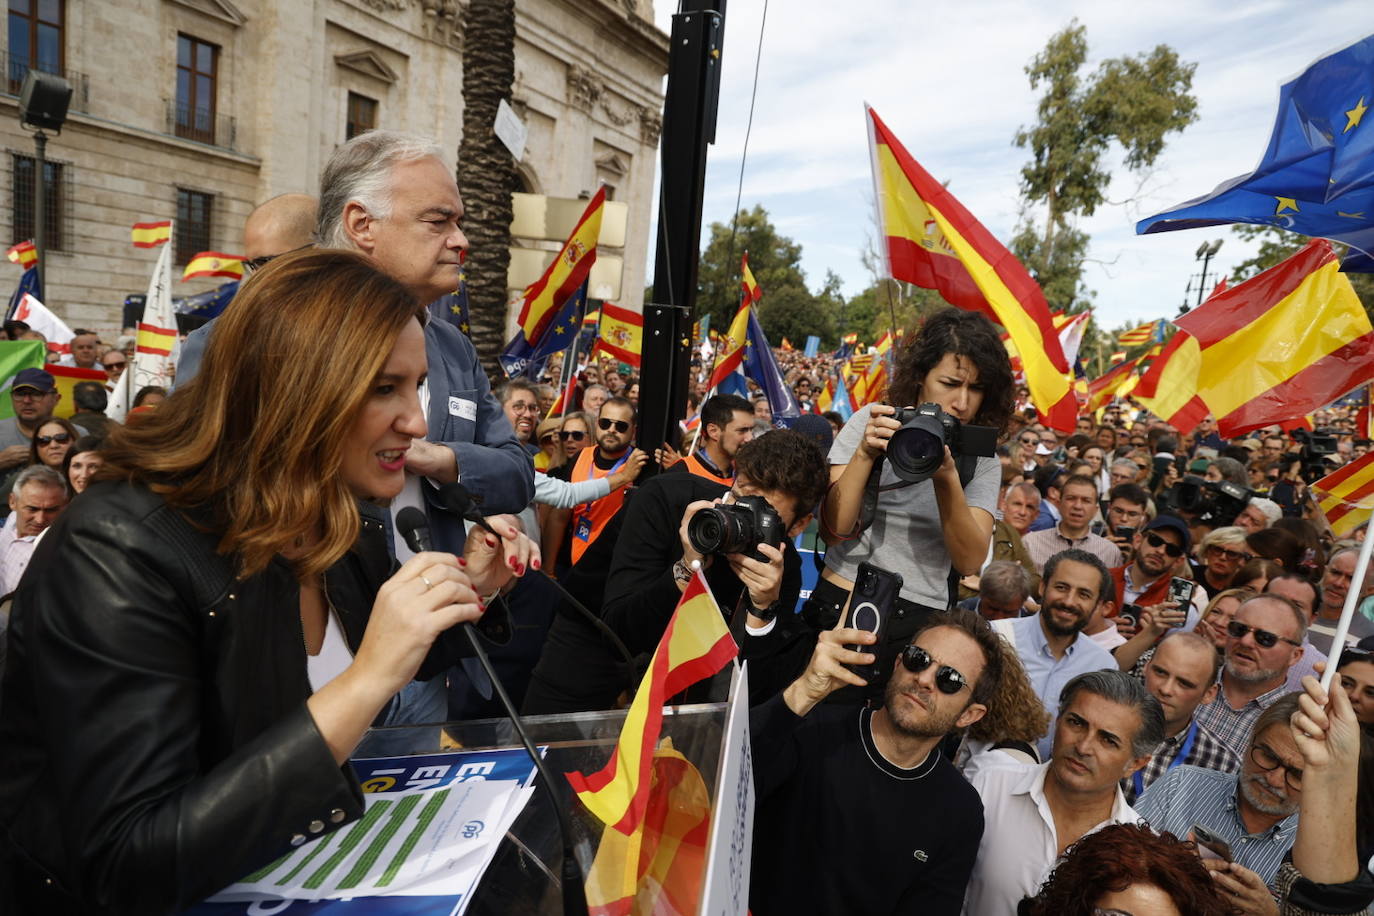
436, 483, 637, 696
397, 506, 510, 645
393, 505, 587, 916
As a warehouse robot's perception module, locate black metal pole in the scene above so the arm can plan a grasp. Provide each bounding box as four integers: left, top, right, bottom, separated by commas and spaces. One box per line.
1196, 253, 1213, 308
636, 2, 726, 471
33, 128, 46, 299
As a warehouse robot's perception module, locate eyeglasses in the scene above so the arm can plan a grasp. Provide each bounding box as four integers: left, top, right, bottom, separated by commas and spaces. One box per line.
1250, 742, 1303, 790
243, 244, 312, 273
899, 645, 970, 695
1226, 620, 1302, 649
559, 430, 586, 442
508, 402, 540, 414
1144, 531, 1184, 558
1018, 436, 1038, 445
35, 433, 71, 446
598, 418, 631, 433
11, 388, 48, 400
104, 361, 126, 369
1209, 545, 1253, 563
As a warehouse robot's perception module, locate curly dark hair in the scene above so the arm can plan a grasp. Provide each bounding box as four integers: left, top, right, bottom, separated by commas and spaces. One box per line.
1021, 824, 1236, 916
887, 307, 1014, 434
734, 429, 828, 520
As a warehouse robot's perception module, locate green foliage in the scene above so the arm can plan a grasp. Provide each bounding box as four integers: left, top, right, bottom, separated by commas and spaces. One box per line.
1012, 20, 1198, 312
1229, 224, 1374, 321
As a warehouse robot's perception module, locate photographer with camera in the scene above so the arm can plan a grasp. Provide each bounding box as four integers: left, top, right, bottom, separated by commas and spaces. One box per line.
818, 308, 1012, 698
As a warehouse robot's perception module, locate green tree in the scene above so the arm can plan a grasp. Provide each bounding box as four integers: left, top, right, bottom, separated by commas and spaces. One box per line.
1013, 20, 1198, 311
1228, 224, 1374, 320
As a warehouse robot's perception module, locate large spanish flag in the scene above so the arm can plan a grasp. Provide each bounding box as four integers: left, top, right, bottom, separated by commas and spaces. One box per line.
567, 569, 736, 834
866, 105, 1075, 431
1313, 451, 1374, 536
181, 251, 244, 281
47, 364, 106, 420
1131, 329, 1210, 433
514, 186, 604, 345
592, 303, 643, 368
131, 220, 172, 248
1177, 239, 1372, 437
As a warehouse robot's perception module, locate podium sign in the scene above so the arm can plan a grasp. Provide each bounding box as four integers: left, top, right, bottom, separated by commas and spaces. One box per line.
699, 663, 753, 916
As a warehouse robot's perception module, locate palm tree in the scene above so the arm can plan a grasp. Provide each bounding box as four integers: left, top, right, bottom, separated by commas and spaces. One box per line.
457, 0, 516, 377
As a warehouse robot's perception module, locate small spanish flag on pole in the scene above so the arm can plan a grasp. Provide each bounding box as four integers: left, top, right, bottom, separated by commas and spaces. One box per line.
181, 251, 245, 281
131, 220, 173, 248
6, 240, 37, 270
567, 567, 737, 833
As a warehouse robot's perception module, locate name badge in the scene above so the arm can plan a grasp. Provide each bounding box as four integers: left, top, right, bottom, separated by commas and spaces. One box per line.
449, 396, 477, 421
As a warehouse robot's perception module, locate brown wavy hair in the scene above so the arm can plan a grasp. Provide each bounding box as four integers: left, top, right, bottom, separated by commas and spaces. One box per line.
1022, 823, 1236, 916
99, 249, 425, 579
966, 636, 1050, 745
887, 307, 1014, 434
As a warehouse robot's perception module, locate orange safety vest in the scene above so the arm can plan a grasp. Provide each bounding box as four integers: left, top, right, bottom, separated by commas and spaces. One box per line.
675, 451, 734, 487
568, 447, 630, 564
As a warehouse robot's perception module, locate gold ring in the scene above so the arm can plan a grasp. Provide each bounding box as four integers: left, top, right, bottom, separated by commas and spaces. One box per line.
421, 575, 434, 591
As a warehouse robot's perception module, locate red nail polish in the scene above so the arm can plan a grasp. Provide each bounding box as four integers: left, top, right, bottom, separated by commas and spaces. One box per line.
508, 556, 518, 569
478, 602, 486, 613
487, 537, 497, 548
515, 562, 525, 575
532, 558, 541, 571
456, 557, 467, 567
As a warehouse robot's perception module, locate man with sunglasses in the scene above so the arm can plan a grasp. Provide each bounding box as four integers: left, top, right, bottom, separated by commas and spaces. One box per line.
544, 397, 640, 567
1108, 516, 1201, 629
749, 609, 1000, 916
1134, 693, 1303, 892
0, 370, 82, 473
1194, 594, 1306, 760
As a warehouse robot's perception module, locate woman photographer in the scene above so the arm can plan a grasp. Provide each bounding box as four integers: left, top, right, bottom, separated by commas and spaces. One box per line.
818, 307, 1012, 696
0, 250, 535, 913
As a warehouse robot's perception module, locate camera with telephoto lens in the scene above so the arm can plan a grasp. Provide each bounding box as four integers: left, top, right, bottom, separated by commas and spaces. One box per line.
1294, 427, 1339, 482
886, 402, 999, 483
1163, 474, 1254, 527
686, 495, 784, 561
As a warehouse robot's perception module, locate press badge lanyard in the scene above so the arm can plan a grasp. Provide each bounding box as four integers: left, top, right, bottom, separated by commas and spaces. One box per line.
1134, 720, 1198, 799
572, 450, 632, 542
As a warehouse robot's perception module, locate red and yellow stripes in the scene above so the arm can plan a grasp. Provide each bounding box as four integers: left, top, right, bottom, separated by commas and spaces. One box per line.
515, 187, 604, 343
1314, 451, 1374, 535
707, 300, 751, 390
136, 321, 177, 357
6, 240, 36, 269
131, 220, 172, 248
181, 251, 244, 281
592, 303, 643, 368
1132, 331, 1209, 433
741, 251, 761, 306
867, 105, 1075, 431
567, 569, 736, 834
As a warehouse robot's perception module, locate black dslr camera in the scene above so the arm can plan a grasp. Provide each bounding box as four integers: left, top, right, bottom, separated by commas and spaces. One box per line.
1164, 475, 1254, 527
687, 495, 784, 561
887, 402, 999, 483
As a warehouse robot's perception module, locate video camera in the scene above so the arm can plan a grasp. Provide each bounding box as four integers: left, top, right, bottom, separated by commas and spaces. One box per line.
1294, 427, 1339, 482
887, 403, 999, 483
687, 495, 784, 562
1162, 475, 1254, 527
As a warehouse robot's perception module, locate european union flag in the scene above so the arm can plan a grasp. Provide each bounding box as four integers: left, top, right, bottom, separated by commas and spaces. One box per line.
429, 271, 471, 337
498, 283, 586, 378
1138, 34, 1374, 270
742, 310, 800, 421
173, 280, 238, 319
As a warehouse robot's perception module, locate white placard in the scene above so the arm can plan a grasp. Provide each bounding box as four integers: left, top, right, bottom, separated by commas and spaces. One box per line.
699, 662, 753, 916
494, 98, 527, 162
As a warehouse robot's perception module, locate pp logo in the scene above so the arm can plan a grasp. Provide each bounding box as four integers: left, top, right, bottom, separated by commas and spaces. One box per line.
461, 820, 485, 839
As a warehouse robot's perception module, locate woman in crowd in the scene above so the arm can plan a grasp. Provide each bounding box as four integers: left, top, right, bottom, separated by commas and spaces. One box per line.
1020, 823, 1233, 915
1247, 526, 1305, 574
1272, 516, 1327, 579
1234, 557, 1285, 593
1192, 526, 1252, 599
819, 307, 1012, 698
1081, 444, 1110, 495
0, 417, 80, 512
1196, 587, 1255, 654
132, 384, 167, 409
558, 410, 591, 463
0, 250, 535, 913
62, 435, 103, 495
1337, 648, 1374, 733
533, 417, 562, 472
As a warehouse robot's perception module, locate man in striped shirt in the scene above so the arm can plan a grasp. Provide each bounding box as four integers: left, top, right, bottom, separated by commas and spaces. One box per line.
1134, 693, 1303, 889
1124, 631, 1239, 803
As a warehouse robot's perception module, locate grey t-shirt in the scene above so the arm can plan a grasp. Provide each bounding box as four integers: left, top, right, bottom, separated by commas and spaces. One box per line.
0, 419, 27, 452
825, 404, 1000, 607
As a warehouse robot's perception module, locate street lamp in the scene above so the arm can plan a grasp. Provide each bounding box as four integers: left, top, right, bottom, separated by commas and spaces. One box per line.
1195, 238, 1223, 308
17, 70, 73, 300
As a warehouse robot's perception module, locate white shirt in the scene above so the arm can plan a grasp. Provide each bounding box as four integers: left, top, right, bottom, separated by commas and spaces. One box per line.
963, 760, 1142, 915
0, 528, 39, 595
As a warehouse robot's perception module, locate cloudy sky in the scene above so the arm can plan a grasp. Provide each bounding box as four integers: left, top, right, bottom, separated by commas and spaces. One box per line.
649, 0, 1371, 332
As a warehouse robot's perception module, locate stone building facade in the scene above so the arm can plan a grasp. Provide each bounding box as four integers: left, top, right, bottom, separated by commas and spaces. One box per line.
0, 0, 667, 334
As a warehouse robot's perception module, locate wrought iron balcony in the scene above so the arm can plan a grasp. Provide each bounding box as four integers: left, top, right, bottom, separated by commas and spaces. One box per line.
2, 51, 89, 112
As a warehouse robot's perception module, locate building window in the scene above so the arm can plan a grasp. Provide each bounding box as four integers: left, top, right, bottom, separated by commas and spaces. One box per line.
346, 92, 377, 140
7, 0, 63, 94
12, 153, 62, 251
176, 188, 212, 264
175, 34, 218, 144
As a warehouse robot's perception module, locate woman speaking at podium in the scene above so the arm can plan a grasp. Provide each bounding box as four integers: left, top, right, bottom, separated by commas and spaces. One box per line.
0, 250, 534, 913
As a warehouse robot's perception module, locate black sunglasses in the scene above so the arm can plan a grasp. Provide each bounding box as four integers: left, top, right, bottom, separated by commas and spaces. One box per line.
1144, 531, 1184, 558
559, 430, 586, 442
598, 418, 631, 433
36, 432, 71, 446
243, 244, 312, 273
900, 645, 969, 695
1226, 620, 1301, 649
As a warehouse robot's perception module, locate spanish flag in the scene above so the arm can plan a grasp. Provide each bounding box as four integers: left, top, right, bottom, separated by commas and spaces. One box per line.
514, 187, 604, 345
6, 240, 36, 270
741, 251, 761, 306
592, 303, 643, 368
566, 568, 736, 833
47, 364, 107, 420
1086, 356, 1143, 415
181, 251, 245, 281
1141, 240, 1374, 437
706, 299, 750, 391
136, 321, 177, 357
131, 220, 173, 248
1131, 330, 1209, 433
866, 105, 1076, 432
1313, 451, 1374, 536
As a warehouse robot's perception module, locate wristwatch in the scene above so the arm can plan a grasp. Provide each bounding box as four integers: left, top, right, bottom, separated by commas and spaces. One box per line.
747, 595, 783, 622
672, 559, 693, 586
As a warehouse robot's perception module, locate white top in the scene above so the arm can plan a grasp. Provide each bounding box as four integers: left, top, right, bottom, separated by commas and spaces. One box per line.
1086, 625, 1128, 652
962, 760, 1142, 915
306, 610, 353, 692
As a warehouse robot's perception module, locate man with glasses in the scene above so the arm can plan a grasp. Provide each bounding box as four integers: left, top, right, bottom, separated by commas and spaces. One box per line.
1102, 482, 1149, 562
1109, 515, 1201, 629
1194, 594, 1306, 759
0, 370, 81, 472
99, 348, 126, 386
497, 379, 542, 453
749, 608, 1000, 915
1134, 693, 1303, 890
545, 397, 639, 566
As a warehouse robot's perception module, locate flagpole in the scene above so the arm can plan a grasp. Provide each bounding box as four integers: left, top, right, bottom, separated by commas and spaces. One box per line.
557, 280, 591, 412
1321, 521, 1374, 692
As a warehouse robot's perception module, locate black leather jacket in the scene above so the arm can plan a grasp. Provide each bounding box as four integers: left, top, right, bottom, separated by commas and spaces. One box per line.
0, 480, 463, 914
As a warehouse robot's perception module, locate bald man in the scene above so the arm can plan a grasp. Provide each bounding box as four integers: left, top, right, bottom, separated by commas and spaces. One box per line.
175, 194, 318, 386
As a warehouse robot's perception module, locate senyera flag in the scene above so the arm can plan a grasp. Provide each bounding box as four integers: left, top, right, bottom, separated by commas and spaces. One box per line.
1313, 451, 1374, 536
866, 104, 1075, 431
131, 220, 172, 248
181, 251, 245, 281
566, 568, 737, 834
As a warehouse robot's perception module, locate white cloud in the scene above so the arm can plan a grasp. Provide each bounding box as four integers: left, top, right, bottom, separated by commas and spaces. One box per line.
648, 0, 1373, 332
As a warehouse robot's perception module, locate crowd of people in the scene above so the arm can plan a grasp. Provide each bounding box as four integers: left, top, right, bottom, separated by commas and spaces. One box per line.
0, 127, 1368, 916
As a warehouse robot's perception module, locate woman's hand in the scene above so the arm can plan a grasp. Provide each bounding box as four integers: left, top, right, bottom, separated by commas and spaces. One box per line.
857, 405, 901, 461
352, 551, 481, 698
462, 514, 539, 595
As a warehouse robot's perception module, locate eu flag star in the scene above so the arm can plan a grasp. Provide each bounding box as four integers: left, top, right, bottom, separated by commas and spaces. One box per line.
1274, 197, 1300, 216
450, 304, 461, 315
553, 324, 566, 335
1345, 96, 1368, 133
